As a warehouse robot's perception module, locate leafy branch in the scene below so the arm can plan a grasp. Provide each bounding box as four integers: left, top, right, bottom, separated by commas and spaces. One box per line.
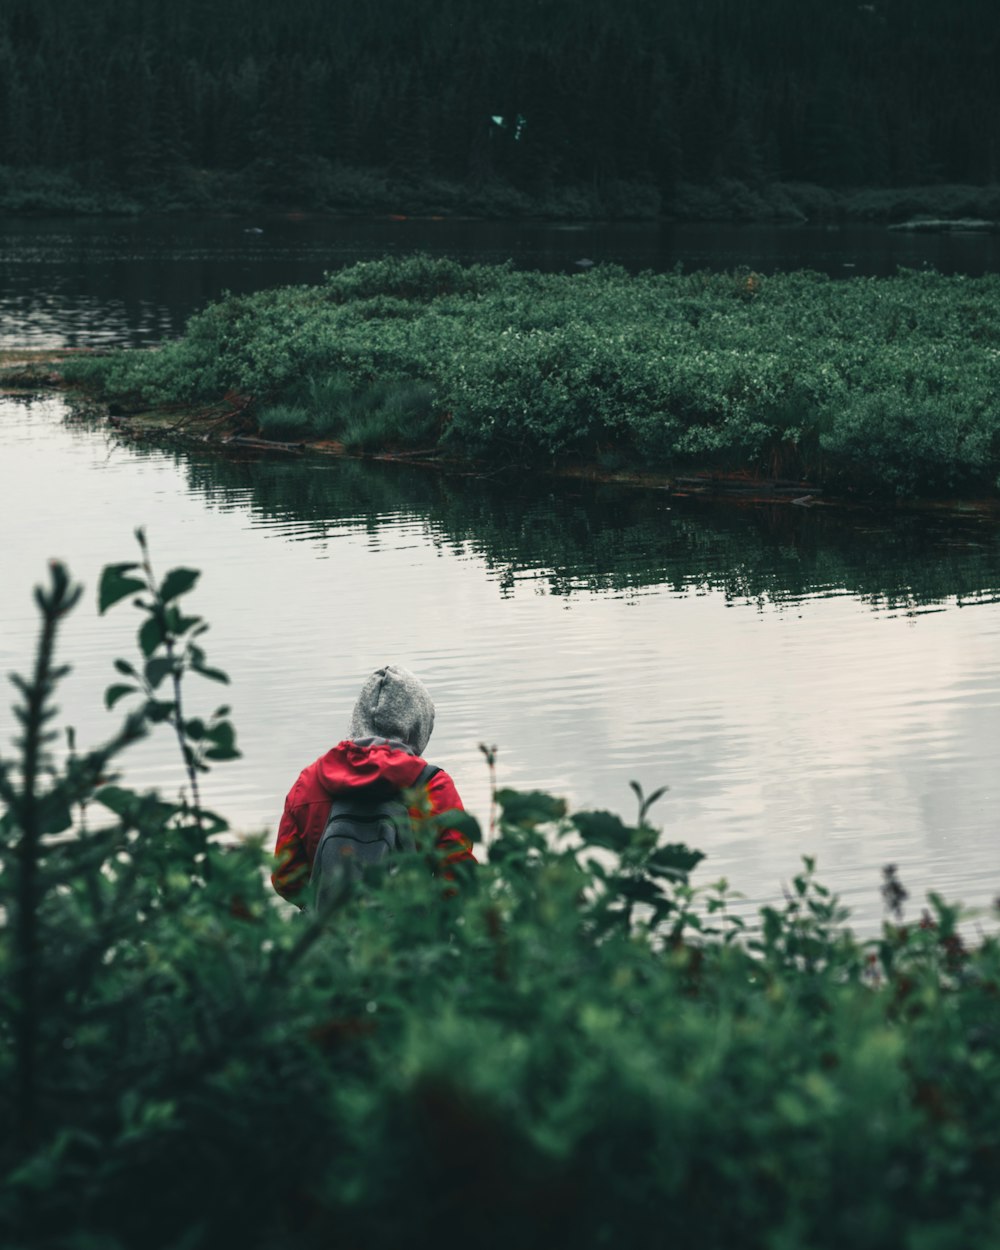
98, 528, 240, 824
0, 564, 147, 1155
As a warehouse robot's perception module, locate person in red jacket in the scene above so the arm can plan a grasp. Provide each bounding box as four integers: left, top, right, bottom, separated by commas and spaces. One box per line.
272, 664, 475, 904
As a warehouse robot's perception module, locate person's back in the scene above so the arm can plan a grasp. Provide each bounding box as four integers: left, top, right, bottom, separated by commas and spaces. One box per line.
271, 665, 474, 904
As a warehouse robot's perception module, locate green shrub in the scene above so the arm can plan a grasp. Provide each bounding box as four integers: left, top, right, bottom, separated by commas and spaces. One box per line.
257, 402, 312, 440
65, 257, 1000, 497
267, 373, 439, 448
0, 165, 141, 215
3, 543, 1000, 1249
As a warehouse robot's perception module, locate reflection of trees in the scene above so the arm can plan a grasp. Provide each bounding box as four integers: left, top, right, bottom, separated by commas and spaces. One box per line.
162, 444, 1000, 609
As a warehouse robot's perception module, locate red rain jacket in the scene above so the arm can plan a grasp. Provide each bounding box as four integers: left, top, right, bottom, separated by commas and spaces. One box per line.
272, 738, 475, 903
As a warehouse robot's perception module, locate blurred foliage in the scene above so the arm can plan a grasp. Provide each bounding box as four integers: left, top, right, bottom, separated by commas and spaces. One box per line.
65, 256, 1000, 497
2, 547, 1000, 1249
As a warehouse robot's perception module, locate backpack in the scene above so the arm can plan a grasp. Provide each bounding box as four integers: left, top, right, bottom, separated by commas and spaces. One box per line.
309, 762, 440, 912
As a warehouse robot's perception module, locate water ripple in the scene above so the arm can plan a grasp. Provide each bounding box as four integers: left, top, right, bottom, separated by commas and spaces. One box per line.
3, 396, 1000, 930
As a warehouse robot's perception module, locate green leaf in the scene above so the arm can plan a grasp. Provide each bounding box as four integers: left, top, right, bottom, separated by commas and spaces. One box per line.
647, 843, 706, 879
185, 717, 206, 741
144, 656, 174, 690
204, 722, 236, 750
496, 788, 567, 828
640, 785, 670, 820
92, 784, 139, 817
98, 564, 146, 614
762, 906, 783, 945
430, 809, 481, 844
144, 699, 176, 724
159, 568, 200, 603
191, 662, 230, 684
614, 876, 665, 905
104, 683, 137, 710
95, 785, 180, 825
139, 616, 164, 658
114, 658, 138, 677
166, 608, 202, 636
38, 793, 73, 835
203, 743, 241, 762
203, 721, 239, 760
572, 809, 631, 851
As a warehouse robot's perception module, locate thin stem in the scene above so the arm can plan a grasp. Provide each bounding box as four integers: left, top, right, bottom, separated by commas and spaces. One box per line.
13, 563, 80, 1153
136, 532, 202, 824
479, 743, 498, 845
168, 635, 202, 821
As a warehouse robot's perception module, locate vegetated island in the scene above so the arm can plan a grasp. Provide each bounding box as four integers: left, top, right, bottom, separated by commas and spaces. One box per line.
19, 256, 1000, 508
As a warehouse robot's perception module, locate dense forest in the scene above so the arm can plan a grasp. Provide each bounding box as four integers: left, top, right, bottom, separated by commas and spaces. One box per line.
1, 0, 999, 217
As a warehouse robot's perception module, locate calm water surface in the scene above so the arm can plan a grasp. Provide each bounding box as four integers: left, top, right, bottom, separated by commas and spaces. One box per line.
3, 393, 1000, 930
3, 216, 1000, 929
4, 215, 1000, 347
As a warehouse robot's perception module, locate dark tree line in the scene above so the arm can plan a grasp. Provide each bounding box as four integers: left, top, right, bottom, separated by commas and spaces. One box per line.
1, 0, 998, 208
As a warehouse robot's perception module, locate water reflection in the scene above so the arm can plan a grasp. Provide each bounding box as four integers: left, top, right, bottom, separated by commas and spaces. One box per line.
4, 216, 1000, 349
4, 396, 1000, 930
173, 447, 1000, 612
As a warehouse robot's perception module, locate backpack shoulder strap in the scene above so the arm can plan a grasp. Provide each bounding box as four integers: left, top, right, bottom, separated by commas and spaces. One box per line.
414, 762, 440, 789
396, 764, 440, 854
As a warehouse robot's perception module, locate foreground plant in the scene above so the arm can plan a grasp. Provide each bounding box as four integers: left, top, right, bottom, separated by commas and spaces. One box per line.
98, 527, 240, 821
2, 546, 1000, 1250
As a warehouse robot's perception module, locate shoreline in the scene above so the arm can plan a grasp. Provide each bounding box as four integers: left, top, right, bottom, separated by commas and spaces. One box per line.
3, 169, 1000, 229
6, 349, 1000, 526
7, 255, 1000, 521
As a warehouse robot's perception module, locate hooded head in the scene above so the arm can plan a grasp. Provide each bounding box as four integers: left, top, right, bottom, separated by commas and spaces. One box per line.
347, 665, 435, 756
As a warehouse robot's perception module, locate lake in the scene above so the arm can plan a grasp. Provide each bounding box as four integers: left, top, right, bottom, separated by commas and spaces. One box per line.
2, 216, 1000, 930
4, 214, 1000, 347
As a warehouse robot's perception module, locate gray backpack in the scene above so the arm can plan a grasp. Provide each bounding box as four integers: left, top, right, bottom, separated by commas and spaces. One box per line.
310, 762, 439, 912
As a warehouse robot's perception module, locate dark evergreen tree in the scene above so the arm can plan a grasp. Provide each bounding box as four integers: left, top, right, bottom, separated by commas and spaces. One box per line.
2, 0, 999, 210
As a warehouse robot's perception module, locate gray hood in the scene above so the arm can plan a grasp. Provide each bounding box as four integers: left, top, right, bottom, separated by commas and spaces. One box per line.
348, 665, 436, 756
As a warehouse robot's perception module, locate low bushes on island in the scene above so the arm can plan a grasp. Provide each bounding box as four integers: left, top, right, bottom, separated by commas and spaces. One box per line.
2, 537, 1000, 1249
64, 256, 1000, 498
